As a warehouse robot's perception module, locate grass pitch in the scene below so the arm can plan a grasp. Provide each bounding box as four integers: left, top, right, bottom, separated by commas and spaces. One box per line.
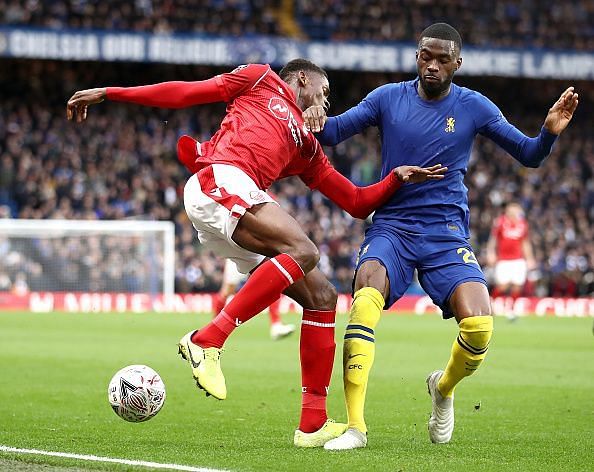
0, 311, 592, 471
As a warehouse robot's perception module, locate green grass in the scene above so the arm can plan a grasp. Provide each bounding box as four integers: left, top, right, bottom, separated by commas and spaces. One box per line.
1, 311, 593, 471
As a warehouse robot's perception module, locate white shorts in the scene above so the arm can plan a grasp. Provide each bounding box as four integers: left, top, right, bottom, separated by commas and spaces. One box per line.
184, 164, 276, 274
223, 258, 247, 285
494, 259, 527, 286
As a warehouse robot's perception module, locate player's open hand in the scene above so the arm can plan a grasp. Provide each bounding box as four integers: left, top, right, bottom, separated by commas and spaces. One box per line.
66, 88, 107, 122
393, 164, 447, 183
302, 105, 327, 133
544, 87, 579, 135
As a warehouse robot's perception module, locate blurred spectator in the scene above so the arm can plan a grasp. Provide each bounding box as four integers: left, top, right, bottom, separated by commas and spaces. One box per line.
0, 60, 592, 296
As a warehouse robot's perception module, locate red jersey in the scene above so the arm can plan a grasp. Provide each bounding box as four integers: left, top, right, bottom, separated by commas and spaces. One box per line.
492, 215, 528, 260
106, 65, 403, 220
196, 64, 333, 190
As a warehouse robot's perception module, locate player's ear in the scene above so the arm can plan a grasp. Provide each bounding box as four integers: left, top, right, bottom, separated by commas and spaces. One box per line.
455, 56, 462, 71
298, 70, 308, 87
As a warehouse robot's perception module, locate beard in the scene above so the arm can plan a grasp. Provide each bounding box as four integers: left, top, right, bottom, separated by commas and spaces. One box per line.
419, 74, 454, 98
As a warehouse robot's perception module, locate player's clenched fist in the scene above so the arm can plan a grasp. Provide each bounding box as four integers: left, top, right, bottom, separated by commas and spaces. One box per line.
66, 87, 107, 122
302, 105, 327, 133
393, 164, 447, 183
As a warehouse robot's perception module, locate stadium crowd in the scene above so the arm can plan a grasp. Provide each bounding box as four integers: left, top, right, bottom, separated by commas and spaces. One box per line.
0, 0, 282, 36
296, 0, 594, 49
0, 60, 592, 297
1, 0, 593, 50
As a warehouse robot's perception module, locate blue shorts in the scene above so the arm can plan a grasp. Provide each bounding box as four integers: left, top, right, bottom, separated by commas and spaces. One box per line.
355, 226, 487, 318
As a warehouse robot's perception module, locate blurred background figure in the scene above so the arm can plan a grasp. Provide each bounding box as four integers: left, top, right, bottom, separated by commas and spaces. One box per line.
213, 259, 295, 341
486, 202, 535, 300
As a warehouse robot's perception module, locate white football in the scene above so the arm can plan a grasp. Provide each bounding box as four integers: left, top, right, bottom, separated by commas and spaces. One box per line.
108, 365, 166, 422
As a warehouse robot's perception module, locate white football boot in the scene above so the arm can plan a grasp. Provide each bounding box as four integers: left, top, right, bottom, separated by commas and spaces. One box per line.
270, 322, 295, 340
323, 427, 368, 450
426, 370, 454, 443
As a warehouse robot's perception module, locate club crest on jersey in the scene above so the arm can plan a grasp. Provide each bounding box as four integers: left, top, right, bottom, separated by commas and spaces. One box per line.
268, 97, 290, 121
445, 117, 455, 133
249, 190, 266, 203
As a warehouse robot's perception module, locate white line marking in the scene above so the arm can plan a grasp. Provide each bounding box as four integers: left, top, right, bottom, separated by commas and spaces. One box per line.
301, 320, 335, 328
0, 445, 229, 472
271, 258, 293, 284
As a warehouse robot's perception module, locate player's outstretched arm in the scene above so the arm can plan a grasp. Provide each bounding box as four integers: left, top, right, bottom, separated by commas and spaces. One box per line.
316, 164, 447, 219
67, 78, 225, 122
480, 87, 578, 168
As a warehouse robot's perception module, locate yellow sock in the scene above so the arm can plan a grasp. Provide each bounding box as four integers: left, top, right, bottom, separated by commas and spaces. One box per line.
438, 315, 493, 398
343, 287, 384, 433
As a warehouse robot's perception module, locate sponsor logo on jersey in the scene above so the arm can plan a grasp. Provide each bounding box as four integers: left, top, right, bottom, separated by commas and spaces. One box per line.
268, 97, 290, 120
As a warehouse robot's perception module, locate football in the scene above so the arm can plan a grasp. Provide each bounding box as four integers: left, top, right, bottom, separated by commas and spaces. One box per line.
107, 365, 166, 422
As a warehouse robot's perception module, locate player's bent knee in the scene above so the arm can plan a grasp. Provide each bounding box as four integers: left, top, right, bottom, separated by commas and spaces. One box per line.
451, 282, 493, 320
354, 260, 389, 299
290, 240, 319, 273
309, 281, 338, 310
456, 305, 493, 319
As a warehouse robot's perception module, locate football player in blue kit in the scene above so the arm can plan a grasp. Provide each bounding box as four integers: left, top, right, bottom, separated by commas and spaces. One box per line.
303, 23, 579, 449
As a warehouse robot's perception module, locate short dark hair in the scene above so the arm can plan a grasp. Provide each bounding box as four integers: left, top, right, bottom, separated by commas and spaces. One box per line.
419, 23, 462, 52
279, 58, 328, 82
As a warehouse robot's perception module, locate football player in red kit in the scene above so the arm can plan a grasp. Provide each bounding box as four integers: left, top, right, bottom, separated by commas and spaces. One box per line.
67, 59, 446, 446
487, 202, 535, 298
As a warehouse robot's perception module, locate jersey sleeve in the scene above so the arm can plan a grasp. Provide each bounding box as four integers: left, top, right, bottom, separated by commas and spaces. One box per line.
315, 84, 388, 146
471, 92, 557, 168
298, 139, 335, 189
106, 78, 224, 108
214, 64, 270, 102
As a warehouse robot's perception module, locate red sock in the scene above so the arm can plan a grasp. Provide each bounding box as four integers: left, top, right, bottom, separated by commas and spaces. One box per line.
268, 298, 281, 325
299, 308, 336, 433
212, 292, 226, 318
192, 254, 304, 348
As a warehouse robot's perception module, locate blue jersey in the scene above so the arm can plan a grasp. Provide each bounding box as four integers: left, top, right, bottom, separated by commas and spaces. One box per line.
318, 79, 557, 238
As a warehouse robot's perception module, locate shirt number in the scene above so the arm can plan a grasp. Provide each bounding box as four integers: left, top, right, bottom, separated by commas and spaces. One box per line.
457, 247, 479, 265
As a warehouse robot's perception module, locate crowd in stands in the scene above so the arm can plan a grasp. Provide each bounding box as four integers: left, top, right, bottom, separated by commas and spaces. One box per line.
0, 60, 592, 298
1, 0, 593, 50
0, 0, 282, 36
296, 0, 594, 50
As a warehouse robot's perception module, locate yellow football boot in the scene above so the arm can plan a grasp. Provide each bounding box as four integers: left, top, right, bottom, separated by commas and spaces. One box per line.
293, 419, 348, 448
178, 331, 227, 400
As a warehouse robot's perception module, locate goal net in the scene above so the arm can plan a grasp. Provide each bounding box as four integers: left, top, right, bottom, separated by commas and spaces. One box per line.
0, 219, 175, 296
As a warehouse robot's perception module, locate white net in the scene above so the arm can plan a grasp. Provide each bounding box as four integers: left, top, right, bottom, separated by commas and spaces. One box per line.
0, 219, 175, 296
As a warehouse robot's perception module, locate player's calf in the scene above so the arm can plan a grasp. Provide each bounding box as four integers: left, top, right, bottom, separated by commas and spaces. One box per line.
343, 286, 384, 434
437, 314, 493, 398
